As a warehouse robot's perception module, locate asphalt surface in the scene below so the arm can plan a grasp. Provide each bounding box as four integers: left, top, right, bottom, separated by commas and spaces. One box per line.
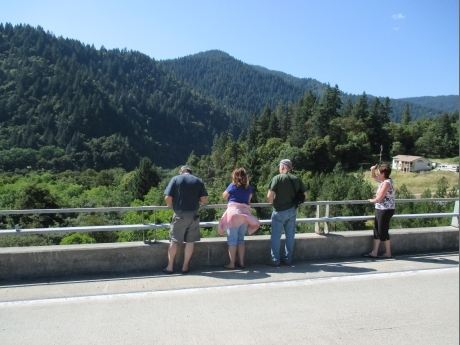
0, 252, 458, 345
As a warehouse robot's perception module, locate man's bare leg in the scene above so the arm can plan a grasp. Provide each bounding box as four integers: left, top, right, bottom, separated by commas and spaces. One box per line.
182, 242, 194, 272
165, 242, 177, 272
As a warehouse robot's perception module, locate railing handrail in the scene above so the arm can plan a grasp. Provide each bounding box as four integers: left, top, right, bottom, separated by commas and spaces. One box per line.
0, 198, 458, 239
0, 212, 457, 236
0, 198, 457, 215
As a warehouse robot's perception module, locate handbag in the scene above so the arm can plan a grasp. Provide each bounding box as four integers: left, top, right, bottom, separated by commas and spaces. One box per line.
287, 174, 305, 208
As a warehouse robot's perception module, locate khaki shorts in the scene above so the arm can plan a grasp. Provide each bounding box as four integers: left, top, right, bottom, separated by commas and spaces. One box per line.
169, 211, 201, 243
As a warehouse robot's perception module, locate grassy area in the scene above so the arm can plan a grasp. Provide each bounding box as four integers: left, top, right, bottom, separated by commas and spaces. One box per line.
363, 169, 459, 195
430, 157, 459, 165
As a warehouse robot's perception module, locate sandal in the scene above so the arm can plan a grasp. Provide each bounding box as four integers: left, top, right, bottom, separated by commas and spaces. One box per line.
162, 268, 174, 274
363, 253, 377, 258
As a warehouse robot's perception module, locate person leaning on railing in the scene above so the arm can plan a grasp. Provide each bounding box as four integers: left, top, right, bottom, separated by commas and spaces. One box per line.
266, 159, 307, 266
364, 163, 395, 259
163, 165, 208, 274
218, 167, 260, 270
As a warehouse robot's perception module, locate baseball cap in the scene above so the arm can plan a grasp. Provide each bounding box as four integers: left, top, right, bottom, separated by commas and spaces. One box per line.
279, 159, 292, 168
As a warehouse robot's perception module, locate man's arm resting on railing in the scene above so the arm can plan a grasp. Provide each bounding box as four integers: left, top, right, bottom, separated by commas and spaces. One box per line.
165, 196, 173, 208
267, 190, 274, 204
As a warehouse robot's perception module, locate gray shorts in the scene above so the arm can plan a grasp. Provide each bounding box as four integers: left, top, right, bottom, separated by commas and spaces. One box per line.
169, 211, 201, 244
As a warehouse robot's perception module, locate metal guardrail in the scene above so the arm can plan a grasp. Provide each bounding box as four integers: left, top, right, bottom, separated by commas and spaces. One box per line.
0, 198, 458, 242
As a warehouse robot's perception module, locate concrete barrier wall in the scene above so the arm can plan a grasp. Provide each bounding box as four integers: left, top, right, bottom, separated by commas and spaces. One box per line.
0, 226, 458, 281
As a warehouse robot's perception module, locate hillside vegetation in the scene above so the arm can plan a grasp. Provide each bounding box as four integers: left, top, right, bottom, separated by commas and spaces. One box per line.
397, 95, 458, 113
161, 50, 455, 124
0, 23, 238, 171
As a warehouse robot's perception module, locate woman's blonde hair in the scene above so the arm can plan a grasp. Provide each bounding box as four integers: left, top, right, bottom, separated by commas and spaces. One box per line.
232, 167, 249, 189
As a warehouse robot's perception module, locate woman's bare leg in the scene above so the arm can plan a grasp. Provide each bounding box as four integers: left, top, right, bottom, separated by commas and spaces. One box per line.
237, 243, 245, 267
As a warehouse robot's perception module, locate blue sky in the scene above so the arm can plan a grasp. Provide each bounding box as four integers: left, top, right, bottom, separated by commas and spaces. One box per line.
1, 0, 458, 99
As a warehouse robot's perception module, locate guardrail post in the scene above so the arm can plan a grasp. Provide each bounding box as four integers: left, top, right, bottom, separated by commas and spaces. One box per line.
324, 203, 330, 234
153, 209, 157, 243
315, 205, 321, 234
141, 210, 146, 243
452, 200, 459, 227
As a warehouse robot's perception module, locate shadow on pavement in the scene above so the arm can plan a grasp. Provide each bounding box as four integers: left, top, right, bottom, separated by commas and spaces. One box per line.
1, 252, 457, 287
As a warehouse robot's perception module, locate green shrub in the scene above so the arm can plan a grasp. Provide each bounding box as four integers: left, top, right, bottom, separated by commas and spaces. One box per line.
60, 233, 96, 245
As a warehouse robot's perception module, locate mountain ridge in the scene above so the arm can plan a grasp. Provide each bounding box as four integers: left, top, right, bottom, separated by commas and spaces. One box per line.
160, 50, 457, 123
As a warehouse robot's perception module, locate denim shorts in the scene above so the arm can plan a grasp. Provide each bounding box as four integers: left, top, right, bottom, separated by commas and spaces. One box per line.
226, 224, 248, 245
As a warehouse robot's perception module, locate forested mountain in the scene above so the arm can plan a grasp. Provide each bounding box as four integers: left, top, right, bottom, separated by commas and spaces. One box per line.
161, 50, 456, 123
160, 50, 317, 124
396, 95, 458, 113
0, 23, 237, 172
0, 23, 457, 175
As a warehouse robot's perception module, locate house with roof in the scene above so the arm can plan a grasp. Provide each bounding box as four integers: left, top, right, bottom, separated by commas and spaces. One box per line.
392, 155, 433, 172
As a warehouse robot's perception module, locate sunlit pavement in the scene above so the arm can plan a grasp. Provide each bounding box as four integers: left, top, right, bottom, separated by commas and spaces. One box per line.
0, 252, 458, 345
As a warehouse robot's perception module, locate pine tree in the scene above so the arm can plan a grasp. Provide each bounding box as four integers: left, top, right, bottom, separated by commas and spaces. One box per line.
247, 113, 259, 149
129, 158, 160, 201
311, 85, 342, 138
291, 91, 316, 147
401, 104, 411, 125
257, 106, 272, 144
352, 92, 369, 122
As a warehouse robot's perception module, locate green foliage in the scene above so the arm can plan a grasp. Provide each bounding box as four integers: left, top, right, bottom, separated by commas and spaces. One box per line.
0, 148, 38, 171
129, 158, 161, 200
306, 164, 374, 231
0, 233, 66, 247
60, 233, 96, 245
13, 183, 62, 229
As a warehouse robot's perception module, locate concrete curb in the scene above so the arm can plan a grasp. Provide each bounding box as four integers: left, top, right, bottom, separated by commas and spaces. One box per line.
0, 227, 458, 280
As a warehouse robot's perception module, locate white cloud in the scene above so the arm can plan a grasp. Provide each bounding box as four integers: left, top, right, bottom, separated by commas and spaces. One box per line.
393, 27, 400, 31
392, 13, 405, 20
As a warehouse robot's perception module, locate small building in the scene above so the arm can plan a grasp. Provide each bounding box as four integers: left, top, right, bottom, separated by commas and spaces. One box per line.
392, 155, 432, 172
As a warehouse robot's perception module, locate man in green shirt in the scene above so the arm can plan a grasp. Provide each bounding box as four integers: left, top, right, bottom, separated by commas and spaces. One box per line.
267, 159, 307, 266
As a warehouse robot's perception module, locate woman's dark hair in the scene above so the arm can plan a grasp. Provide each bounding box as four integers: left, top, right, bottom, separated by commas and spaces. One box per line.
232, 167, 249, 189
379, 164, 391, 179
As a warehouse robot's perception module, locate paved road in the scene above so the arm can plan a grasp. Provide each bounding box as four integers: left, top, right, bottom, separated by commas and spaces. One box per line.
0, 252, 458, 345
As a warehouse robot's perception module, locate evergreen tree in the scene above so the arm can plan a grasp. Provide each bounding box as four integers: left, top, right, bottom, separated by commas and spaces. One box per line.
290, 91, 316, 147
352, 92, 369, 122
258, 106, 272, 142
311, 85, 342, 138
402, 104, 411, 125
129, 157, 160, 200
341, 99, 353, 118
247, 113, 259, 149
